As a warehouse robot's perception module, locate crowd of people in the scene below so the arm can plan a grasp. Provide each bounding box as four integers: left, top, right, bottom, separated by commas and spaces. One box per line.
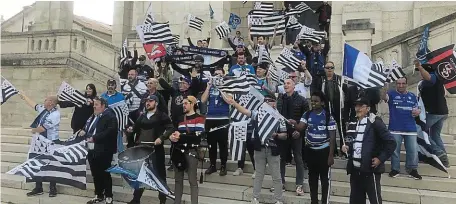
16, 14, 450, 204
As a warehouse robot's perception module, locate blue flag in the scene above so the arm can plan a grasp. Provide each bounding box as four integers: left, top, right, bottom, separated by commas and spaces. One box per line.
228, 13, 241, 30
416, 25, 430, 64
106, 165, 142, 189
209, 4, 214, 19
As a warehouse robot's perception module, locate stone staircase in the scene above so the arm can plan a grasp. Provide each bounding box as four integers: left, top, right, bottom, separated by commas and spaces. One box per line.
2, 117, 456, 204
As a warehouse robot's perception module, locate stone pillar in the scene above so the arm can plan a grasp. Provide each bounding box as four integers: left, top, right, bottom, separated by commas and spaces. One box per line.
33, 1, 74, 31
112, 1, 134, 46
342, 19, 375, 57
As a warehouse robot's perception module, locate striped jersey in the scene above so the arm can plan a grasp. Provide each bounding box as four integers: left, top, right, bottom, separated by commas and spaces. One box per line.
177, 113, 205, 133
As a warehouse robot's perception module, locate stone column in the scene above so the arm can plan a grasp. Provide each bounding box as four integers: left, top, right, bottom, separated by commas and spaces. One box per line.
112, 1, 134, 46
342, 19, 375, 57
33, 1, 74, 31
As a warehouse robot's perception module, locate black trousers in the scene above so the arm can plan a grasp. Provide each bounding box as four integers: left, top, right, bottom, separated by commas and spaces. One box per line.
126, 110, 141, 148
310, 73, 323, 94
305, 147, 330, 204
35, 181, 56, 190
328, 101, 345, 155
319, 22, 330, 36
206, 119, 229, 167
132, 144, 167, 203
88, 151, 113, 198
237, 135, 255, 170
350, 170, 382, 204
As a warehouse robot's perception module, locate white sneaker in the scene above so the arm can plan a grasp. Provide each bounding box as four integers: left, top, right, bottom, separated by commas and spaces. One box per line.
251, 171, 256, 179
105, 197, 113, 204
251, 198, 260, 204
275, 201, 284, 204
233, 168, 243, 176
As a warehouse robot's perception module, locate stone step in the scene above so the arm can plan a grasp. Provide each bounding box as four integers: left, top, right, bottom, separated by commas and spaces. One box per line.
1, 173, 407, 204
1, 187, 128, 204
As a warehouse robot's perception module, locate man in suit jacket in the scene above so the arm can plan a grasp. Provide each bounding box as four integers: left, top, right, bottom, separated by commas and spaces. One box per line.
82, 97, 118, 204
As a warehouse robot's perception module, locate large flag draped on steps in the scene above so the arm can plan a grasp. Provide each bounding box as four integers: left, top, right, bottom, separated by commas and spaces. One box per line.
7, 135, 88, 189
228, 121, 249, 161
1, 76, 19, 105
343, 44, 388, 89
425, 44, 456, 94
57, 81, 87, 107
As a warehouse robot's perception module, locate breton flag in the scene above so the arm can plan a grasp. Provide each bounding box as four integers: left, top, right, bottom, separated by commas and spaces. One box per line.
343, 44, 388, 89
57, 81, 87, 108
7, 135, 88, 190
230, 87, 264, 122
258, 45, 273, 64
120, 38, 129, 65
137, 161, 175, 199
187, 14, 204, 32
165, 35, 180, 46
275, 48, 301, 71
109, 101, 129, 130
425, 44, 456, 94
228, 121, 249, 161
254, 1, 274, 10
372, 61, 384, 73
386, 60, 406, 83
416, 25, 431, 64
249, 13, 286, 37
286, 15, 302, 29
285, 2, 311, 16
214, 21, 231, 39
144, 3, 155, 24
1, 76, 19, 105
254, 102, 281, 144
136, 23, 174, 44
415, 86, 449, 176
298, 24, 325, 43
216, 74, 258, 94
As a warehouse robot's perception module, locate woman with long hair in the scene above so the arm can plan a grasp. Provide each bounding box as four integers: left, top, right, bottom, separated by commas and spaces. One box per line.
156, 58, 173, 113
59, 83, 97, 133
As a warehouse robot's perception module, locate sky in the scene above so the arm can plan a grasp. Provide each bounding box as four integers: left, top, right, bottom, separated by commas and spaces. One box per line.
0, 0, 114, 25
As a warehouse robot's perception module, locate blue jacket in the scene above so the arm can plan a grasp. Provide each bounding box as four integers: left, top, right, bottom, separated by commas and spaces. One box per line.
228, 64, 255, 76
101, 92, 125, 106
205, 87, 230, 119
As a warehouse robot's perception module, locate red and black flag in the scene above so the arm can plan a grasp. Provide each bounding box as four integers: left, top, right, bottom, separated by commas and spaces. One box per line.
426, 44, 456, 94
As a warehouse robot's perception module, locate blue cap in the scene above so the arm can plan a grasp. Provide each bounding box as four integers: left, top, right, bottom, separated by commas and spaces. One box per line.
146, 95, 159, 102
179, 76, 192, 85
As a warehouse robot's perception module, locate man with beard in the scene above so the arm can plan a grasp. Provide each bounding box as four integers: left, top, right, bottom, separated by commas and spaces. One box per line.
342, 97, 396, 204
100, 79, 125, 154
275, 78, 308, 196
228, 54, 255, 77
85, 97, 118, 204
135, 55, 154, 82
122, 69, 148, 148
126, 95, 174, 204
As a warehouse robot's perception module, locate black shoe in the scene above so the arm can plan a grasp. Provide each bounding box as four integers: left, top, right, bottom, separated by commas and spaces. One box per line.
389, 170, 400, 178
167, 165, 174, 171
86, 196, 104, 204
49, 187, 57, 197
409, 170, 422, 180
26, 188, 43, 197
127, 201, 140, 204
439, 153, 450, 168
205, 165, 217, 175
219, 165, 227, 176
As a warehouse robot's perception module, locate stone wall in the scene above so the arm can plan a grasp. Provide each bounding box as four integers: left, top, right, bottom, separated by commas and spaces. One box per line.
0, 66, 105, 127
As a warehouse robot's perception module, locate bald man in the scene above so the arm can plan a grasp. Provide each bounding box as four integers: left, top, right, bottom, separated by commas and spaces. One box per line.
18, 92, 61, 197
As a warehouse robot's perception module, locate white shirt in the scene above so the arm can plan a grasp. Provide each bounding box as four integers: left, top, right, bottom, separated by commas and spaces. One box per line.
278, 83, 311, 99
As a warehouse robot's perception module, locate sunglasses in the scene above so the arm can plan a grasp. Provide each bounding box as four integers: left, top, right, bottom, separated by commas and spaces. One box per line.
289, 76, 298, 78
325, 66, 335, 69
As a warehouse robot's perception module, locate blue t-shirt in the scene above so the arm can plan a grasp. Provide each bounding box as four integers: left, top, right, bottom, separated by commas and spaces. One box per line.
206, 87, 230, 119
229, 64, 255, 77
300, 110, 336, 149
100, 92, 125, 106
387, 90, 418, 134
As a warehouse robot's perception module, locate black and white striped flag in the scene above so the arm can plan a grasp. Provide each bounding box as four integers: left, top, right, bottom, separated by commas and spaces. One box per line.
286, 15, 302, 29
165, 35, 180, 46
137, 161, 175, 199
255, 102, 281, 145
298, 24, 325, 43
120, 38, 128, 65
254, 2, 274, 10
187, 14, 204, 32
230, 87, 264, 122
136, 23, 174, 44
249, 13, 286, 37
372, 61, 384, 73
216, 74, 258, 94
144, 3, 155, 24
1, 77, 18, 105
387, 60, 406, 83
109, 101, 129, 130
8, 135, 88, 190
275, 48, 301, 71
295, 2, 311, 13
215, 21, 231, 39
258, 45, 273, 64
229, 121, 249, 161
57, 81, 86, 108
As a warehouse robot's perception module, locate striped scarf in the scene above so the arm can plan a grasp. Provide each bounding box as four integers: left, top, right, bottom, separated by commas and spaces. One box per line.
347, 117, 368, 168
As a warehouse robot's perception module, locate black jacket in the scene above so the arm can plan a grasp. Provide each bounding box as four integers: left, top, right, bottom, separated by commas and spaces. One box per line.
59, 98, 94, 133
92, 108, 118, 155
346, 116, 396, 174
138, 90, 168, 114
133, 110, 174, 143
118, 50, 138, 79
277, 92, 309, 132
135, 64, 154, 81
344, 85, 381, 121
315, 4, 332, 23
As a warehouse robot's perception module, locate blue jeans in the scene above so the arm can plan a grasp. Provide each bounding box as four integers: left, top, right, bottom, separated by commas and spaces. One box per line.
426, 114, 448, 152
391, 133, 418, 172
